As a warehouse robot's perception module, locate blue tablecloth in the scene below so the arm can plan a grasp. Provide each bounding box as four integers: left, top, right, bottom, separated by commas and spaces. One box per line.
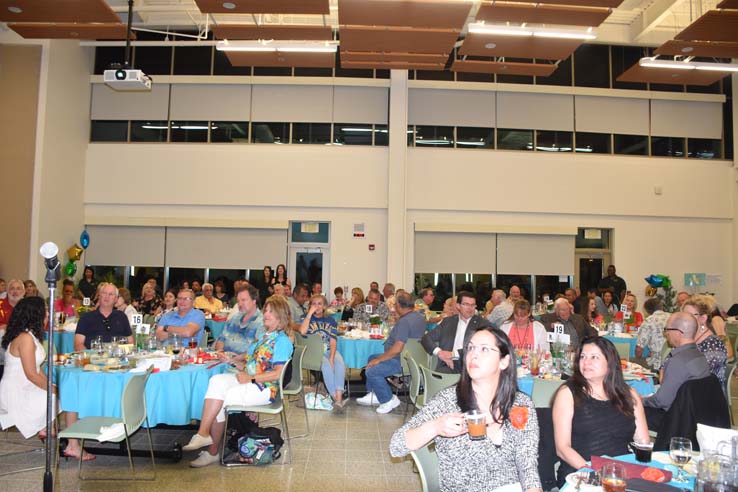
603, 335, 649, 358
47, 331, 75, 354
57, 363, 228, 427
518, 375, 655, 397
336, 337, 385, 369
205, 319, 227, 342
560, 452, 694, 491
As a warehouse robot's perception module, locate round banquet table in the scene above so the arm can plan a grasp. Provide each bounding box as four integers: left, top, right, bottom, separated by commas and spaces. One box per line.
603, 334, 649, 358
336, 337, 385, 369
57, 363, 228, 427
205, 319, 227, 342
518, 374, 655, 397
47, 330, 76, 355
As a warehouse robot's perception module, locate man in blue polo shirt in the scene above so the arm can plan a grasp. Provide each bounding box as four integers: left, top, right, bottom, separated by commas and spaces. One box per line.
155, 289, 205, 346
215, 284, 264, 354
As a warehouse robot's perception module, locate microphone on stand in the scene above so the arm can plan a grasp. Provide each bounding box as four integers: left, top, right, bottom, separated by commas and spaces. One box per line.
39, 242, 59, 492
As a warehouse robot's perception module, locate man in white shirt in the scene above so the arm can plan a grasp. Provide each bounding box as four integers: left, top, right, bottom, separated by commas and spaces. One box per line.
421, 291, 491, 373
487, 289, 513, 329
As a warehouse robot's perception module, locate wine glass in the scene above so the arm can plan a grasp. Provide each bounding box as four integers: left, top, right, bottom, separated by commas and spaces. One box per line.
600, 462, 627, 492
92, 336, 105, 356
170, 334, 182, 359
670, 437, 693, 483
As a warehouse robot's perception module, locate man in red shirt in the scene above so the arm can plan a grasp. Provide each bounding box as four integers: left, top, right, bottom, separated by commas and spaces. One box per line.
0, 279, 25, 380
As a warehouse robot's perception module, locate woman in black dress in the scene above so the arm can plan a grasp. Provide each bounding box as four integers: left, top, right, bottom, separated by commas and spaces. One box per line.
552, 337, 649, 486
76, 266, 97, 300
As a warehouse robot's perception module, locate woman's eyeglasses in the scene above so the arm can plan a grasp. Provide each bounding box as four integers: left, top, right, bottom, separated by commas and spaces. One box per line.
466, 343, 500, 356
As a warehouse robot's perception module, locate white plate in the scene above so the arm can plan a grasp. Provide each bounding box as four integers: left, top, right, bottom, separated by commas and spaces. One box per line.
565, 472, 601, 492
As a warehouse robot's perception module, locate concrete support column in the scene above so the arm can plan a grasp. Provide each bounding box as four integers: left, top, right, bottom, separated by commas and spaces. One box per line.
386, 70, 409, 289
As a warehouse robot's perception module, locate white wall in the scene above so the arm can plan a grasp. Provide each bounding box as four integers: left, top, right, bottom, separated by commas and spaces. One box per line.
31, 41, 93, 292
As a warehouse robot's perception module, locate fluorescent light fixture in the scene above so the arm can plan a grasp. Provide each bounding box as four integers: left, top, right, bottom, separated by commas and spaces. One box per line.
216, 39, 338, 53
639, 57, 738, 72
468, 22, 596, 40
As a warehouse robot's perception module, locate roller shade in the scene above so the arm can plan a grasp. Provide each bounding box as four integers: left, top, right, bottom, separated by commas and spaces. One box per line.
575, 96, 649, 135
85, 225, 165, 267
90, 84, 170, 120
251, 85, 333, 122
414, 232, 496, 273
497, 92, 573, 131
166, 227, 287, 269
497, 233, 574, 275
169, 84, 251, 121
333, 86, 388, 124
651, 100, 722, 139
408, 89, 495, 127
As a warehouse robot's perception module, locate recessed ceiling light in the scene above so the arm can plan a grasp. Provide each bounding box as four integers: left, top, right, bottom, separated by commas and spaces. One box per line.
8, 6, 22, 13
222, 2, 236, 9
484, 43, 497, 49
681, 46, 694, 53
277, 57, 286, 62
70, 32, 79, 37
501, 65, 508, 70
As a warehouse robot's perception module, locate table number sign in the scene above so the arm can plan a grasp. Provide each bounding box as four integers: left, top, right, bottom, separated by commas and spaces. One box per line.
547, 323, 571, 345
365, 304, 373, 314
131, 314, 143, 326
83, 297, 91, 306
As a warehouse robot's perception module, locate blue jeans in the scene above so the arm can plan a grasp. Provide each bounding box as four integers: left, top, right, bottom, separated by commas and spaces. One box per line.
321, 352, 346, 398
365, 354, 402, 404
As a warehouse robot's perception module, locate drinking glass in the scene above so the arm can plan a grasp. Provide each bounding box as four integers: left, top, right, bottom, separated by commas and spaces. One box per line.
170, 335, 183, 358
92, 336, 105, 356
670, 437, 693, 483
600, 462, 627, 492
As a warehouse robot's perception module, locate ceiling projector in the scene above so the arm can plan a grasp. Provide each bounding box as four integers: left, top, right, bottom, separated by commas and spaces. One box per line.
103, 68, 152, 91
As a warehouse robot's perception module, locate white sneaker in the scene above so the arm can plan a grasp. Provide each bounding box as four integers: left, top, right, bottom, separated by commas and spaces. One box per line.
356, 392, 379, 406
190, 450, 219, 468
183, 433, 213, 451
376, 395, 401, 414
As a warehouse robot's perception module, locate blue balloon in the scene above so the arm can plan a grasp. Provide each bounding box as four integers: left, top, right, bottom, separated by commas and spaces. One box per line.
80, 229, 90, 249
644, 274, 663, 288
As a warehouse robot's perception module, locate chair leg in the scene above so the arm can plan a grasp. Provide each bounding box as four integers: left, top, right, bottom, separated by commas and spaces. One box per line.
220, 412, 230, 465
144, 419, 156, 480
280, 408, 292, 466
290, 388, 311, 439
77, 438, 85, 480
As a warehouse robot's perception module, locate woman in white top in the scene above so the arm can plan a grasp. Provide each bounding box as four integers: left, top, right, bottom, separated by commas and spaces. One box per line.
500, 300, 550, 352
115, 287, 139, 326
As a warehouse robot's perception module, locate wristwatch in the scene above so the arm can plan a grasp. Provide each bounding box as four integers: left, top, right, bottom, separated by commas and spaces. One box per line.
163, 325, 169, 332
251, 378, 256, 385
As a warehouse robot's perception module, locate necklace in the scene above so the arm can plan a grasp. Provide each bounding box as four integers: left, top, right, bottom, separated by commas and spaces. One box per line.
511, 322, 531, 348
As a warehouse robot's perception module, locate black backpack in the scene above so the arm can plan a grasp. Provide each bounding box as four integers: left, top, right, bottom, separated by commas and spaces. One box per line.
224, 412, 284, 459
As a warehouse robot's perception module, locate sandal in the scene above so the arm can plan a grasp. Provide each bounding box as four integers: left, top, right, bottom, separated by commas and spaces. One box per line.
63, 449, 96, 462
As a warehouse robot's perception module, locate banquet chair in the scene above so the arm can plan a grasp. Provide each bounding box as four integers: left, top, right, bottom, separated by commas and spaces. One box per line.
531, 379, 564, 408
221, 357, 293, 466
402, 352, 424, 419
532, 379, 564, 490
409, 442, 439, 492
404, 339, 431, 369
298, 333, 328, 409
282, 345, 310, 438
57, 366, 155, 480
727, 364, 738, 427
614, 343, 630, 361
419, 365, 460, 403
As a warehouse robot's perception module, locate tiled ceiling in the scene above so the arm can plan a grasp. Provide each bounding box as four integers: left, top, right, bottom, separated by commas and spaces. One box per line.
212, 24, 332, 40
0, 0, 120, 23
674, 10, 738, 43
338, 0, 470, 29
475, 3, 611, 27
224, 50, 334, 67
194, 0, 329, 15
655, 39, 738, 58
339, 26, 458, 54
716, 0, 738, 8
459, 33, 582, 60
616, 62, 728, 86
8, 22, 130, 39
452, 59, 558, 76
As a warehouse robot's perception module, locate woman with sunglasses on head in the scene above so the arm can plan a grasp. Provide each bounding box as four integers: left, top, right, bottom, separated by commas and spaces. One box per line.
552, 337, 649, 487
390, 326, 541, 492
682, 295, 728, 385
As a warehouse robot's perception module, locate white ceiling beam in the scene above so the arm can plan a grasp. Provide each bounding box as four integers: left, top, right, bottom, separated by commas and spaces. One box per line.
629, 0, 685, 42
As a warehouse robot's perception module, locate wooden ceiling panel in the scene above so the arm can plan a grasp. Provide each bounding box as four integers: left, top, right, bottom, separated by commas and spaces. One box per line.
655, 40, 738, 58
531, 0, 622, 7
675, 10, 738, 43
225, 51, 334, 67
338, 0, 471, 30
452, 59, 557, 76
616, 63, 727, 86
342, 60, 445, 70
476, 3, 611, 27
340, 26, 458, 54
341, 51, 448, 64
212, 25, 332, 40
8, 22, 131, 40
459, 32, 581, 60
0, 0, 120, 23
194, 0, 329, 15
716, 0, 738, 8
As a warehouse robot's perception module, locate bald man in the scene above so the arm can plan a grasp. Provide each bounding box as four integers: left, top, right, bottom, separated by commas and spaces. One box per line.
642, 312, 710, 429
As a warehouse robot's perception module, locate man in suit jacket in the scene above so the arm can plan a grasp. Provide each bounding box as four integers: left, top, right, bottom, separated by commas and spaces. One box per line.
421, 291, 491, 373
539, 298, 596, 350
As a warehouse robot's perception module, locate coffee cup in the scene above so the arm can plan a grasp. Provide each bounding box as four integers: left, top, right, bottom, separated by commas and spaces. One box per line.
465, 410, 487, 441
629, 441, 653, 463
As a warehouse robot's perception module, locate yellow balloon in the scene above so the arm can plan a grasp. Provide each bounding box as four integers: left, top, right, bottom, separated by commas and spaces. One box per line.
67, 243, 83, 262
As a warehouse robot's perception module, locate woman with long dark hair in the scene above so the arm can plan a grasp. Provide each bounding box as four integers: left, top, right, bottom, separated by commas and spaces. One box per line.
271, 264, 291, 292
552, 337, 649, 486
390, 326, 541, 492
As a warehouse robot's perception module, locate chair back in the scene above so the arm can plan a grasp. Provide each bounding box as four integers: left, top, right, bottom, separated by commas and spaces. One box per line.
121, 366, 155, 433
403, 351, 424, 408
531, 379, 564, 408
727, 364, 737, 426
614, 342, 630, 361
410, 443, 439, 492
284, 345, 306, 394
405, 338, 430, 369
274, 355, 293, 402
142, 314, 157, 326
298, 333, 325, 372
419, 365, 460, 402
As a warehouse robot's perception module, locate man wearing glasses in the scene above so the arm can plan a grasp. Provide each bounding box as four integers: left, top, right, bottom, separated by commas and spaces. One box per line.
421, 291, 491, 374
641, 312, 710, 429
74, 282, 132, 350
155, 289, 206, 346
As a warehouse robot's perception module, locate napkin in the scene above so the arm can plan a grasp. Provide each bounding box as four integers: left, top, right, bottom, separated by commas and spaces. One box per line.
696, 423, 738, 456
590, 456, 672, 483
98, 423, 126, 442
625, 478, 682, 492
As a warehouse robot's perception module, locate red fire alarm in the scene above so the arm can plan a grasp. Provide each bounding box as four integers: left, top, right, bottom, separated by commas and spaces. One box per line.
369, 244, 375, 251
